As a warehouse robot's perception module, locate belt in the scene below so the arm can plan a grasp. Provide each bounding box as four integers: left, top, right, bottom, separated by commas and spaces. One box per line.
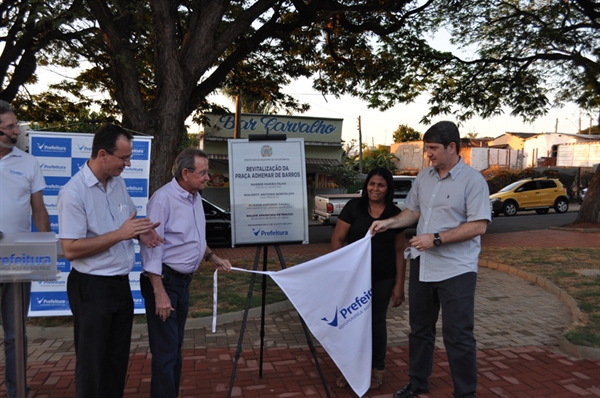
72, 268, 129, 280
162, 264, 192, 280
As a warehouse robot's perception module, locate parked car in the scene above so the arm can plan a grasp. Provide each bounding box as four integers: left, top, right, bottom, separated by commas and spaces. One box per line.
490, 177, 569, 217
315, 175, 416, 224
202, 197, 232, 246
390, 175, 416, 210
578, 187, 588, 205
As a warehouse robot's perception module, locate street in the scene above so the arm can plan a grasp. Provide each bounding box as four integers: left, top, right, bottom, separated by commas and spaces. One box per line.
308, 209, 580, 244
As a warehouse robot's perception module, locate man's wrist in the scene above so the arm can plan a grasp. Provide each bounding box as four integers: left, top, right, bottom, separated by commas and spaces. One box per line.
204, 251, 214, 262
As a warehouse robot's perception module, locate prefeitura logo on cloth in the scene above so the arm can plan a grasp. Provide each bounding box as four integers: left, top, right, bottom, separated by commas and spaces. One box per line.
321, 288, 372, 329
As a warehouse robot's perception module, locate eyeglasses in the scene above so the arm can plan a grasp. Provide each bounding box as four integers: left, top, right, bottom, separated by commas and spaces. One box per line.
105, 150, 132, 163
187, 168, 209, 177
0, 122, 21, 131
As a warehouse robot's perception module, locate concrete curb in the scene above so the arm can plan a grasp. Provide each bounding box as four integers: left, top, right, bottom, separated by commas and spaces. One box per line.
25, 299, 295, 340
479, 258, 600, 361
548, 226, 600, 233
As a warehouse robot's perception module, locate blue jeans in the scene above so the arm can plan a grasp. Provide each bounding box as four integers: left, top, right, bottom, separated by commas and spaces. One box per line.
141, 269, 191, 398
1, 282, 31, 398
408, 258, 477, 398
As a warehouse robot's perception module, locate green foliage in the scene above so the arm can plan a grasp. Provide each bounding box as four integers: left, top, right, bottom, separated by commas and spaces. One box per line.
2, 0, 598, 195
392, 124, 421, 142
319, 162, 358, 192
359, 145, 398, 174
12, 91, 118, 133
427, 0, 600, 122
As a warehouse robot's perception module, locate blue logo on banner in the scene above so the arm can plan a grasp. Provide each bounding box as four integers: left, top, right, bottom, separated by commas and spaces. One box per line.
43, 177, 71, 196
77, 143, 92, 153
31, 137, 71, 158
39, 161, 68, 173
132, 290, 145, 310
322, 289, 373, 329
71, 158, 87, 175
125, 178, 148, 197
133, 253, 142, 272
131, 140, 149, 161
30, 292, 70, 311
56, 258, 71, 273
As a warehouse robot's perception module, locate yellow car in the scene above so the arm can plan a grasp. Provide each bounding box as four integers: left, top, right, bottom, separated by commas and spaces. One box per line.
490, 177, 569, 217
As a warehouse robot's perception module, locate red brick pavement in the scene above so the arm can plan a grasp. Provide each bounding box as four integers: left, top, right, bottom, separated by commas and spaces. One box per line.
7, 345, 600, 397
1, 228, 599, 397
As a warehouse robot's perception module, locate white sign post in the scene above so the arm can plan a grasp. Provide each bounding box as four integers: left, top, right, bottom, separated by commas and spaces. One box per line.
228, 137, 308, 246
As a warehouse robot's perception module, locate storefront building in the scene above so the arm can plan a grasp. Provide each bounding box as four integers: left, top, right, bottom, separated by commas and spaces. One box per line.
200, 113, 344, 214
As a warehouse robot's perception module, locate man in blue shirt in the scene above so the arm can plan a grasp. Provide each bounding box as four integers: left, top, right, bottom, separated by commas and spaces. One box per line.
371, 121, 491, 398
0, 100, 50, 398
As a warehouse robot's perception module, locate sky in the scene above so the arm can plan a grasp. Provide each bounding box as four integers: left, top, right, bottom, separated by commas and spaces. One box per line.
35, 64, 593, 148
209, 76, 592, 146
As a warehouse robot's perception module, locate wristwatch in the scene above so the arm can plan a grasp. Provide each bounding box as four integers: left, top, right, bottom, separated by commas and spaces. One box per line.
433, 233, 442, 247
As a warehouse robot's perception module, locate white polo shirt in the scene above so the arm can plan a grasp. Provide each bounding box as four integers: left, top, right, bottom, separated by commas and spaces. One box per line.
57, 162, 136, 276
0, 147, 46, 233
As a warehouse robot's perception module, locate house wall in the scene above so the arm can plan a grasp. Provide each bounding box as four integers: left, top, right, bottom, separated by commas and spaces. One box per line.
523, 134, 579, 168
489, 134, 527, 150
557, 142, 600, 167
391, 141, 427, 171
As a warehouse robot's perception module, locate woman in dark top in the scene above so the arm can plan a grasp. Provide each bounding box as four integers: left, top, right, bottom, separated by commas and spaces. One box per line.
331, 167, 407, 390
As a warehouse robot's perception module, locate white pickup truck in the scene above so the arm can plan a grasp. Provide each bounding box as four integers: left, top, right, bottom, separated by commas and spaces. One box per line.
312, 176, 416, 224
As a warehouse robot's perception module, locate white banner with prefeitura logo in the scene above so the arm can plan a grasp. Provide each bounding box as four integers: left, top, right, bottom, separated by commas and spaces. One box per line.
28, 131, 153, 316
231, 234, 373, 397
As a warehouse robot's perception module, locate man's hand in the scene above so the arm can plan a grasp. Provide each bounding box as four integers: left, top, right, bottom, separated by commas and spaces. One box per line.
154, 289, 174, 321
148, 273, 174, 321
409, 233, 435, 252
370, 219, 390, 235
139, 221, 166, 248
208, 254, 232, 272
120, 211, 158, 240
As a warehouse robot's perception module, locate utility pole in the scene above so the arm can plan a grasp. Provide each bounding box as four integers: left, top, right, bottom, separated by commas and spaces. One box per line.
234, 89, 242, 139
358, 116, 363, 174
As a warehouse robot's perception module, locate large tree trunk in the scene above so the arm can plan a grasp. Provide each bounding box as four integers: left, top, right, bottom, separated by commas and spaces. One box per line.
574, 166, 600, 224
146, 114, 187, 195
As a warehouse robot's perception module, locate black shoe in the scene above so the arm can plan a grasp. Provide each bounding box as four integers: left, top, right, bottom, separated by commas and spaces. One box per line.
393, 383, 429, 398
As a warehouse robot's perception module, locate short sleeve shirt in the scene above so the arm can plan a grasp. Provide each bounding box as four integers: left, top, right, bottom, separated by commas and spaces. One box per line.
405, 158, 491, 282
0, 147, 46, 233
339, 198, 403, 282
57, 162, 136, 276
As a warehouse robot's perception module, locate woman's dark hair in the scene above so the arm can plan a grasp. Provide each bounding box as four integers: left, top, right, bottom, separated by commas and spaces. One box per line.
358, 167, 396, 218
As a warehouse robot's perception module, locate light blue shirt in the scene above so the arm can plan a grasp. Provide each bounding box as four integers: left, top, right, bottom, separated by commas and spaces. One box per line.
405, 158, 491, 282
57, 162, 136, 276
0, 147, 46, 233
140, 178, 207, 275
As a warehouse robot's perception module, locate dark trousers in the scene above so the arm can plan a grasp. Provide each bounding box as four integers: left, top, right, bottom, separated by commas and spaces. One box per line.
67, 268, 134, 398
1, 282, 31, 398
141, 269, 191, 398
408, 258, 477, 398
371, 277, 395, 370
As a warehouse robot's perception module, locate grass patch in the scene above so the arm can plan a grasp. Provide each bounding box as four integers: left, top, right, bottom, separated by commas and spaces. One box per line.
25, 258, 288, 328
22, 246, 600, 350
480, 247, 600, 348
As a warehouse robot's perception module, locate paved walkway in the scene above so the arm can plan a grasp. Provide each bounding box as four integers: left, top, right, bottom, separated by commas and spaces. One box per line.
1, 229, 599, 397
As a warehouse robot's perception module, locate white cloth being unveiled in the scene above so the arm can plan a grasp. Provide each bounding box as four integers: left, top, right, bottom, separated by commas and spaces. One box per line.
228, 234, 373, 397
